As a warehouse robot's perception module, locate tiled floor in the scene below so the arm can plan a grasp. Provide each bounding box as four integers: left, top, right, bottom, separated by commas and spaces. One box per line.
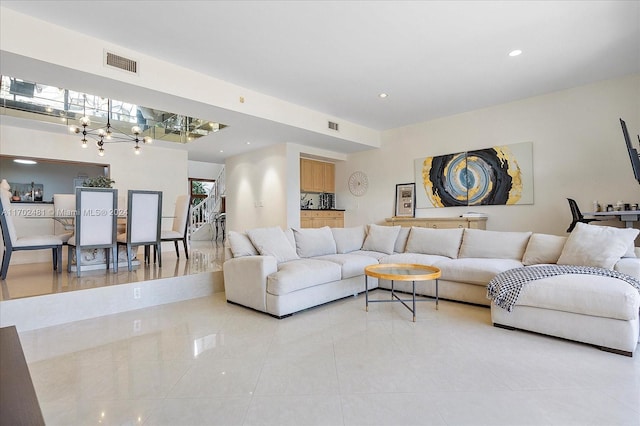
1, 240, 225, 301
18, 288, 640, 425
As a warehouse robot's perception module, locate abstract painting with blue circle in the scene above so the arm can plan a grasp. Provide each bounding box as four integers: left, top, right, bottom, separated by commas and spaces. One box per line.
414, 142, 533, 208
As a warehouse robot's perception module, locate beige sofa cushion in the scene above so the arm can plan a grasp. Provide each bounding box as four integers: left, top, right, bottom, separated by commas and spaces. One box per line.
267, 259, 341, 295
293, 226, 337, 258
405, 227, 464, 258
362, 224, 401, 255
459, 229, 532, 260
394, 227, 410, 253
227, 231, 258, 258
331, 226, 366, 254
315, 253, 379, 279
522, 233, 567, 266
438, 258, 524, 285
247, 227, 299, 263
557, 223, 640, 270
380, 253, 452, 268
516, 274, 640, 320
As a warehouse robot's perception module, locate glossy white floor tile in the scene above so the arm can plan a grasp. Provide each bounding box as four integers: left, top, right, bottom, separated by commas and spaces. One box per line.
18, 291, 640, 426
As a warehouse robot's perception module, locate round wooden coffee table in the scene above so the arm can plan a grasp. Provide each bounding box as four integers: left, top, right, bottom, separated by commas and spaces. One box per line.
364, 263, 442, 322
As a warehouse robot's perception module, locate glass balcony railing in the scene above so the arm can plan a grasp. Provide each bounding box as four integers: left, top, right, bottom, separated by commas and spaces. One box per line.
0, 75, 226, 144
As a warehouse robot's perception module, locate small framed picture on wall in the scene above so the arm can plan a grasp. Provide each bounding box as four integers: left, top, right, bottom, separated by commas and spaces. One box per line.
395, 183, 415, 217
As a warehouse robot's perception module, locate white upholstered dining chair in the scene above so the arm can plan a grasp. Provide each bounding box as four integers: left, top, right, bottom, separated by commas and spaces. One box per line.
117, 190, 163, 271
161, 194, 190, 259
67, 187, 118, 276
0, 191, 63, 280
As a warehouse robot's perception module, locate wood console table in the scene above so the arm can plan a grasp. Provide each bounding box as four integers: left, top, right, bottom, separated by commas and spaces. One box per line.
384, 216, 487, 229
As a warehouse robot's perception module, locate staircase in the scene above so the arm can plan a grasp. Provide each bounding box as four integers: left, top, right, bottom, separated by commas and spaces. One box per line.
190, 166, 225, 240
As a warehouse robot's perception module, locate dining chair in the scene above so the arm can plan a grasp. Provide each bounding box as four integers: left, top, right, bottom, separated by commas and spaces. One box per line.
67, 187, 118, 276
52, 193, 75, 244
566, 198, 598, 232
160, 194, 190, 259
118, 190, 163, 271
0, 191, 63, 280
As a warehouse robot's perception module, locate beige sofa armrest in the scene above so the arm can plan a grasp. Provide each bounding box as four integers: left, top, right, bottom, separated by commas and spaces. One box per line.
223, 256, 278, 312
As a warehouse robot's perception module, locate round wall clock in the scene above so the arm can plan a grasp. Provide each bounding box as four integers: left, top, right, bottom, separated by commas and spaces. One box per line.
348, 171, 369, 196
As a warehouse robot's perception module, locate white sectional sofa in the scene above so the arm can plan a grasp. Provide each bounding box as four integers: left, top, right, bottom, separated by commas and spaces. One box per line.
223, 222, 640, 356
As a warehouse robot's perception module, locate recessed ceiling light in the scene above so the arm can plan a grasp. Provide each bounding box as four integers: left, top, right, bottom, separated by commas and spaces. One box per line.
508, 49, 523, 57
14, 159, 37, 165
246, 142, 251, 145
219, 150, 224, 153
378, 93, 388, 99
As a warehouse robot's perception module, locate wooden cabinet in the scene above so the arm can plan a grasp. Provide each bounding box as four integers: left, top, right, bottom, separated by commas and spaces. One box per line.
323, 162, 335, 192
300, 210, 344, 228
384, 216, 487, 229
300, 159, 335, 193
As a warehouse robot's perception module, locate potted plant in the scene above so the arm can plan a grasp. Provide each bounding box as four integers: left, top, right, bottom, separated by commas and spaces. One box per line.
83, 176, 115, 188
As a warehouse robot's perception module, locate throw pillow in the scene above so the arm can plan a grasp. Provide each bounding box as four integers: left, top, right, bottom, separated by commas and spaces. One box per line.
293, 226, 337, 258
458, 228, 532, 260
394, 227, 410, 253
522, 233, 567, 266
405, 227, 464, 258
331, 226, 366, 253
361, 224, 401, 255
557, 222, 639, 269
227, 231, 258, 258
247, 226, 299, 263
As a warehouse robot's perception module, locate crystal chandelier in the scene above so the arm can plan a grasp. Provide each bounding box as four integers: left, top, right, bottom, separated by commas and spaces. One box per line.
68, 99, 152, 156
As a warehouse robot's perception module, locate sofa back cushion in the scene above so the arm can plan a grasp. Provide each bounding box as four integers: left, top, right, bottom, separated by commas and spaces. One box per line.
331, 226, 366, 254
394, 227, 410, 253
362, 224, 401, 255
227, 231, 259, 258
522, 233, 567, 266
557, 222, 639, 269
247, 226, 299, 263
293, 226, 337, 258
459, 228, 532, 260
405, 227, 464, 258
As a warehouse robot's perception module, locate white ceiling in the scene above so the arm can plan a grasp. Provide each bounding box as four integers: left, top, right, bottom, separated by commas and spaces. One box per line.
2, 1, 639, 161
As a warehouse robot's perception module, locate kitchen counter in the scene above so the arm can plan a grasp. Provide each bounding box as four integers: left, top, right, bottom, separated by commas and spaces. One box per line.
300, 209, 345, 211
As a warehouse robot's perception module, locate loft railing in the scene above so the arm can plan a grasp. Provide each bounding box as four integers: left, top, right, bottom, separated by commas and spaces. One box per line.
190, 166, 225, 238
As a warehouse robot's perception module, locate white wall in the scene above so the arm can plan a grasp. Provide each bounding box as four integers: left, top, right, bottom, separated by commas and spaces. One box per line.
188, 161, 224, 180
225, 144, 290, 232
337, 74, 640, 236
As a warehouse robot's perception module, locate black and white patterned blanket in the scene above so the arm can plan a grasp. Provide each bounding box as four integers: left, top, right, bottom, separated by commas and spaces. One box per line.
487, 265, 640, 312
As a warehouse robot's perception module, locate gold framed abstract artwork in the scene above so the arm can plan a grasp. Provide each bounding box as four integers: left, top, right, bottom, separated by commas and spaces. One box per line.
414, 142, 533, 208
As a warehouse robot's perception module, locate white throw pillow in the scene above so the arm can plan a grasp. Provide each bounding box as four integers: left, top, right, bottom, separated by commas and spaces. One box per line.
458, 228, 532, 260
331, 225, 366, 254
394, 227, 410, 253
227, 231, 258, 258
362, 224, 401, 255
405, 227, 464, 258
247, 227, 299, 263
293, 226, 337, 258
522, 233, 567, 266
557, 222, 639, 269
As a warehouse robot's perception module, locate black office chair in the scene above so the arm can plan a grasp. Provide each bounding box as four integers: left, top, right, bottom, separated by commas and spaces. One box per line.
566, 198, 598, 232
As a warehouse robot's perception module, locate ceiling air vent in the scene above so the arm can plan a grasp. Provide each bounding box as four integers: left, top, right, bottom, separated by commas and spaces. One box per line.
104, 51, 138, 74
328, 121, 339, 131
